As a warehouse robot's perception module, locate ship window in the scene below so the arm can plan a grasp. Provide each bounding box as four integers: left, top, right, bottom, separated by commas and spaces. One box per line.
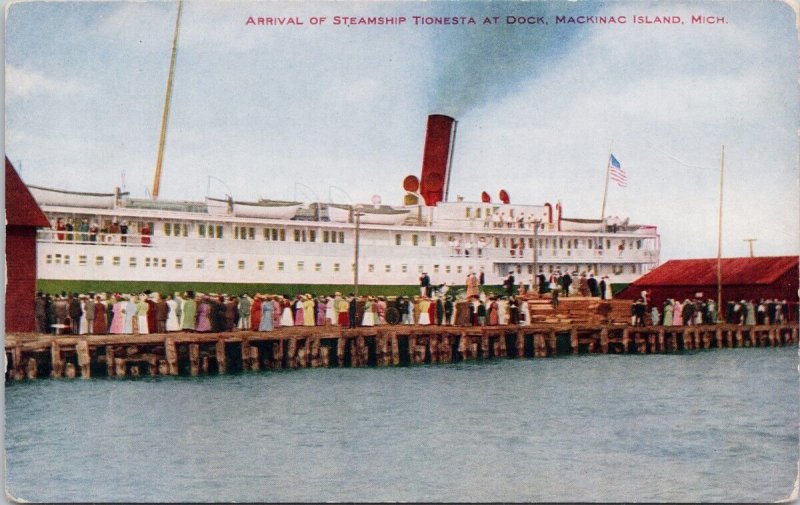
112, 256, 120, 266
175, 259, 183, 269
606, 239, 611, 249
417, 265, 423, 273
559, 239, 564, 249
368, 264, 375, 273
218, 260, 225, 269
567, 240, 571, 249
433, 264, 439, 274
631, 265, 637, 274
338, 232, 344, 243
280, 229, 286, 241
309, 230, 316, 242
548, 265, 553, 273
527, 265, 533, 274
636, 240, 642, 249
216, 225, 223, 239
63, 255, 70, 265
46, 254, 52, 264
476, 208, 482, 219
323, 231, 330, 243
395, 234, 401, 246
199, 224, 206, 237
445, 265, 451, 274
129, 257, 137, 267
457, 266, 462, 274
264, 229, 270, 241
334, 263, 340, 272
385, 264, 391, 273
294, 230, 301, 242
196, 259, 204, 269
257, 261, 264, 271
78, 255, 87, 266
181, 224, 188, 237
249, 227, 255, 240
277, 261, 285, 271
238, 260, 245, 270
412, 234, 419, 246
302, 230, 307, 242
164, 223, 171, 236
430, 235, 436, 247
297, 261, 304, 271
96, 256, 104, 266
401, 264, 408, 273
465, 208, 471, 218
273, 229, 280, 241
528, 239, 534, 248
315, 262, 321, 272
495, 238, 500, 248
145, 258, 151, 268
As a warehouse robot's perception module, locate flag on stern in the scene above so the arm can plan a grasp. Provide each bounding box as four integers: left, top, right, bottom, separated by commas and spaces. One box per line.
609, 154, 627, 187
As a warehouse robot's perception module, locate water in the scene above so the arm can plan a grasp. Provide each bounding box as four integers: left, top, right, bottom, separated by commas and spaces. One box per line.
5, 347, 798, 502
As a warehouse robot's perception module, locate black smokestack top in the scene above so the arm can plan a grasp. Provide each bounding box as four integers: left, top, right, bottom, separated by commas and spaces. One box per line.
419, 114, 456, 207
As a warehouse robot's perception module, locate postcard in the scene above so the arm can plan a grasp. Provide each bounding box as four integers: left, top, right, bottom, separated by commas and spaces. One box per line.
4, 0, 798, 502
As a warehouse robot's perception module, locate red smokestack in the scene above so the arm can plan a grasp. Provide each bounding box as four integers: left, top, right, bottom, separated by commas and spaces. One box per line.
419, 114, 456, 206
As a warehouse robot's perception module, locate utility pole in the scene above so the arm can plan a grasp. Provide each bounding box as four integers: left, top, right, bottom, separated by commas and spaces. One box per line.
353, 205, 363, 297
743, 238, 757, 258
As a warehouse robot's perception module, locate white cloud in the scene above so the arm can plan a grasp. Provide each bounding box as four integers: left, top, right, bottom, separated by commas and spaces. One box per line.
5, 65, 89, 99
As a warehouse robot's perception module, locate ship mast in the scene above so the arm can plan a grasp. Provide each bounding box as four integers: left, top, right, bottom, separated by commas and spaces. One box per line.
151, 1, 183, 200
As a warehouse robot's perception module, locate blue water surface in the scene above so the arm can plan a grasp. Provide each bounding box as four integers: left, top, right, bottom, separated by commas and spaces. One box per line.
5, 346, 798, 502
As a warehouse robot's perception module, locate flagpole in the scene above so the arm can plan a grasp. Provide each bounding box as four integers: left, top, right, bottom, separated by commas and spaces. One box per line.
717, 144, 724, 314
599, 141, 613, 232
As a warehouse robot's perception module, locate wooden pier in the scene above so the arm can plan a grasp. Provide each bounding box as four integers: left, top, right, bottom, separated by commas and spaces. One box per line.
4, 323, 798, 381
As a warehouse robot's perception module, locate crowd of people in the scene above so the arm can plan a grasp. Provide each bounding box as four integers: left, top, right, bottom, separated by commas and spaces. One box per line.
33, 289, 541, 335
33, 286, 792, 336
630, 296, 791, 327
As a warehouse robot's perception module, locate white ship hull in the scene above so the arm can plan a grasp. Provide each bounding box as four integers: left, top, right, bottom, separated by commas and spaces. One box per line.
33, 195, 660, 291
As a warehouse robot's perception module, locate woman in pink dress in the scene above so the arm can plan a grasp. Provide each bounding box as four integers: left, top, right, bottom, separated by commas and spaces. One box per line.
109, 296, 126, 334
195, 297, 212, 332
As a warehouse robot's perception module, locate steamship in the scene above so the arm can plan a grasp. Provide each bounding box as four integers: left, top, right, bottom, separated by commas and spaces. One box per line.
31, 115, 661, 293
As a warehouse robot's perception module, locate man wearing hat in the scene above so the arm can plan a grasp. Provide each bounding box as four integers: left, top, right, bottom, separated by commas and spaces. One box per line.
419, 272, 431, 297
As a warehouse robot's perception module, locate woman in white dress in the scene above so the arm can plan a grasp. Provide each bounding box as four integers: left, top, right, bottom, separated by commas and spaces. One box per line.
280, 297, 294, 327
325, 296, 336, 325
361, 298, 375, 327
79, 297, 89, 334
417, 298, 431, 325
166, 295, 180, 332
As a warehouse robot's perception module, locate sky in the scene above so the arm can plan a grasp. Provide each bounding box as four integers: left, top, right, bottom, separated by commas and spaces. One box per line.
5, 0, 799, 262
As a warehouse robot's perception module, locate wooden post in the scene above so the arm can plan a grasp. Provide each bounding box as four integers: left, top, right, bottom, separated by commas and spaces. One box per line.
480, 334, 490, 358
714, 328, 722, 349
548, 329, 557, 357
189, 344, 200, 376
570, 328, 579, 355
337, 337, 346, 367
12, 346, 23, 379
164, 338, 179, 375
440, 334, 452, 363
241, 339, 251, 371
391, 333, 400, 365
458, 332, 468, 360
272, 342, 283, 369
359, 335, 369, 365
533, 333, 545, 357
735, 329, 744, 347
201, 356, 210, 374
147, 355, 159, 376
311, 338, 321, 367
50, 341, 64, 378
320, 345, 330, 367
430, 335, 440, 364
304, 337, 312, 368
158, 360, 170, 375
114, 357, 127, 377
130, 365, 141, 377
215, 339, 227, 374
748, 329, 756, 348
64, 362, 77, 379
621, 328, 629, 353
350, 339, 359, 367
497, 332, 507, 357
25, 357, 37, 379
250, 345, 260, 371
287, 338, 298, 369
106, 346, 115, 377
658, 329, 665, 353
409, 335, 417, 363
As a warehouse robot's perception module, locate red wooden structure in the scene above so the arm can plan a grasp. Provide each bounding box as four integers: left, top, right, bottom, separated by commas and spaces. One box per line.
5, 158, 50, 333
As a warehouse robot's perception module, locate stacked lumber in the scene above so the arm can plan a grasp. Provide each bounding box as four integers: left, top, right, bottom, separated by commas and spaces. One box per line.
522, 295, 632, 325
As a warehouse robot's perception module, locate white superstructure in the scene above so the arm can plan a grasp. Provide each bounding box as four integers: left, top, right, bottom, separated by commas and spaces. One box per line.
33, 188, 660, 289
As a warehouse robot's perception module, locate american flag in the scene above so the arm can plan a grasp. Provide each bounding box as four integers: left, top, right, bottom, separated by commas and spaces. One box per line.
609, 154, 627, 187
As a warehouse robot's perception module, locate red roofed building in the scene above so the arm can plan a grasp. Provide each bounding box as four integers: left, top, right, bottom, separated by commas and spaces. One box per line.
617, 256, 799, 321
5, 158, 51, 333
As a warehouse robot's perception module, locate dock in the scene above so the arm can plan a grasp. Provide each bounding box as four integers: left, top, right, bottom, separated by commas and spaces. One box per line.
4, 323, 798, 381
